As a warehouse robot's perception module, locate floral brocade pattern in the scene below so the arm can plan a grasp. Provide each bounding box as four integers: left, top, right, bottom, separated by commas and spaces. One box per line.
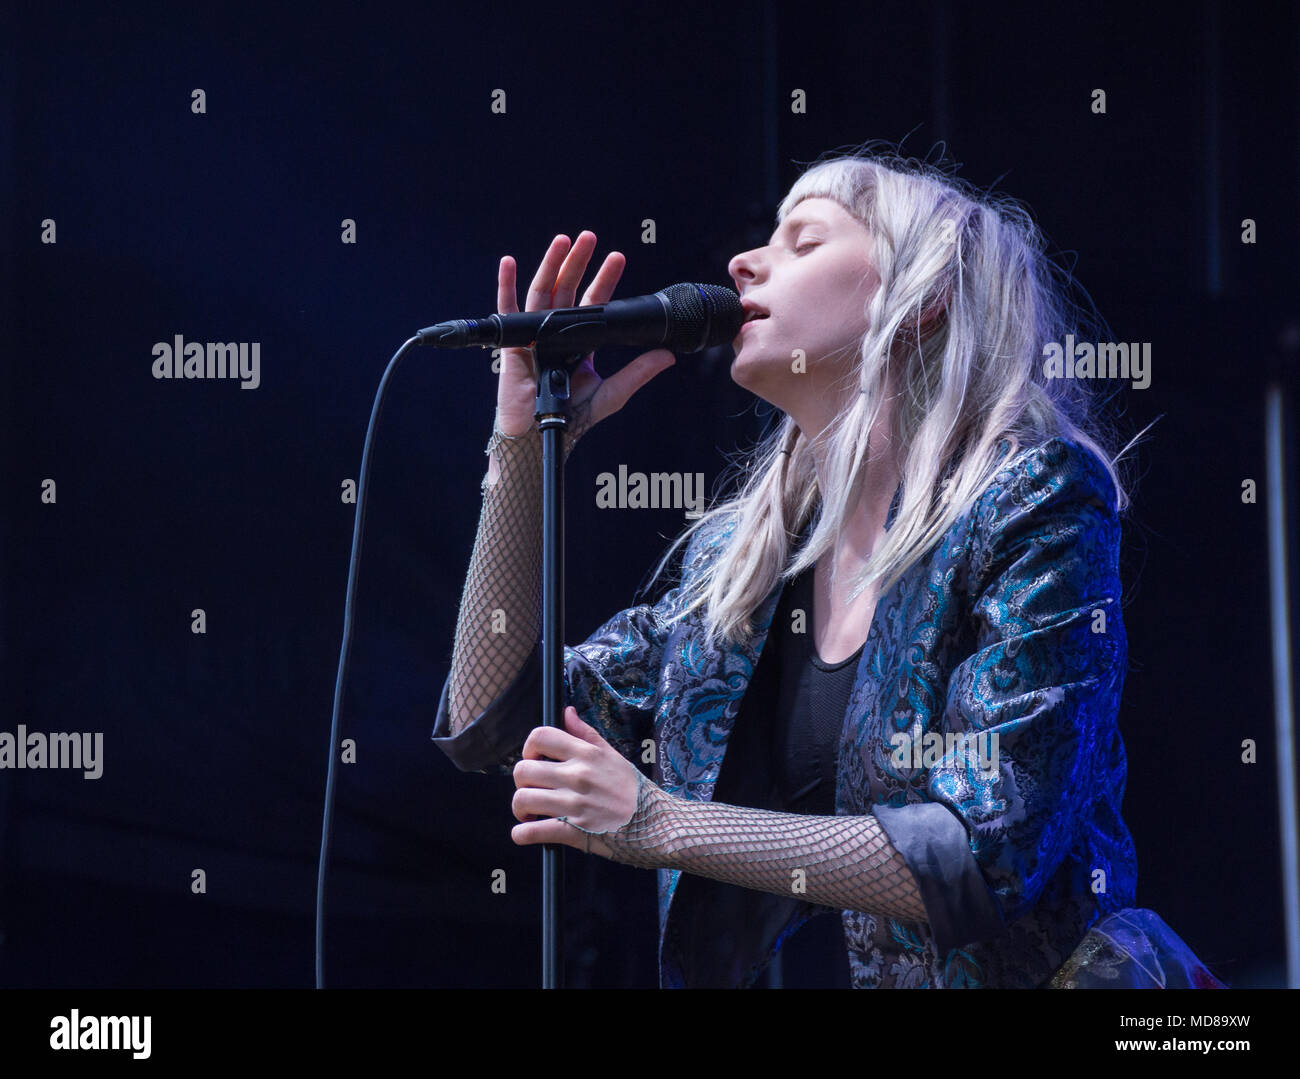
552, 437, 1157, 987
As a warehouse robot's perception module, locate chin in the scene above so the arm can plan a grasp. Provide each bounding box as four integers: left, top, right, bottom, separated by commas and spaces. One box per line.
729, 356, 761, 394
728, 352, 749, 385
729, 359, 785, 407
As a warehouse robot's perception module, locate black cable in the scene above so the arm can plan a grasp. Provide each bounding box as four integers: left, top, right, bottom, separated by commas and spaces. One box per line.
315, 334, 421, 989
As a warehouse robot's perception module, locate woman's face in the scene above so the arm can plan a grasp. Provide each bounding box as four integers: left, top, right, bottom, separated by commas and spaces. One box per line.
727, 197, 882, 435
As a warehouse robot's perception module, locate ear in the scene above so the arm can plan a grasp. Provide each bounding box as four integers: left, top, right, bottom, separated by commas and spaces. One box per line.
917, 280, 952, 333
898, 284, 950, 347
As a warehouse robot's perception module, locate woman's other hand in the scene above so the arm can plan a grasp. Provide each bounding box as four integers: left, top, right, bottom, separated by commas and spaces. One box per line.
510, 705, 642, 858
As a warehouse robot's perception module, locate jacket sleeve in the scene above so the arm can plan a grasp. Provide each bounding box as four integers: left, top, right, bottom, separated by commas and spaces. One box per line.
874, 438, 1129, 949
431, 522, 711, 775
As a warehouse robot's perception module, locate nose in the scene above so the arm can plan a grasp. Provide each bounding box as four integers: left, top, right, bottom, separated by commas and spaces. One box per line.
728, 245, 764, 291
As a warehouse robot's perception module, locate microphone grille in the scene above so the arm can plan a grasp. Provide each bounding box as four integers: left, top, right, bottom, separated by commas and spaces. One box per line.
659, 283, 744, 353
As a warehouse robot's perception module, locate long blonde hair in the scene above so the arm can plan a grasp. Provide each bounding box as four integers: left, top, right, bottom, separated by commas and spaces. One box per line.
652, 147, 1146, 649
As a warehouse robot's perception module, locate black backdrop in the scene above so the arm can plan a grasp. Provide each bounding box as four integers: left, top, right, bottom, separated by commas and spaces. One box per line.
3, 0, 1296, 988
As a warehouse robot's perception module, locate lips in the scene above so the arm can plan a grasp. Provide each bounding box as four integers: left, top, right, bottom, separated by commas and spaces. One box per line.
734, 315, 768, 346
735, 300, 770, 345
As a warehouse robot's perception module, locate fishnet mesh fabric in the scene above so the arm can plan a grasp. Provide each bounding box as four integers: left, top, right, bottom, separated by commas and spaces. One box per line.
596, 771, 929, 923
447, 396, 926, 927
447, 399, 592, 733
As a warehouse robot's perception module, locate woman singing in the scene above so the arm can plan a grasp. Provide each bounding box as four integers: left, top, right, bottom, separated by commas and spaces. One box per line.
432, 148, 1222, 989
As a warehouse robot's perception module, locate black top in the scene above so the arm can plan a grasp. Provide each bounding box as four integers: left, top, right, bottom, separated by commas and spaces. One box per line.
772, 567, 863, 815
713, 565, 863, 817
683, 564, 861, 987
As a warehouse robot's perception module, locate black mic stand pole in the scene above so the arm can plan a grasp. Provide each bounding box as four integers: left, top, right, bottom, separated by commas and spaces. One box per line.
532, 336, 584, 990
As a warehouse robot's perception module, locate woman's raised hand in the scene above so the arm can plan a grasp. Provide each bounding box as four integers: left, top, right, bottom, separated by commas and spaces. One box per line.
494, 232, 676, 441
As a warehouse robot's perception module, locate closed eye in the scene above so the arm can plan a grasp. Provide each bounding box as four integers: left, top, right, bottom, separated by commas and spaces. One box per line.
795, 242, 819, 254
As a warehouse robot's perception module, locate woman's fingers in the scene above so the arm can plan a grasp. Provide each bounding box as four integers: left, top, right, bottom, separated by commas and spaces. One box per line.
511, 785, 577, 823
512, 818, 580, 848
511, 756, 573, 790
519, 705, 618, 763
511, 709, 642, 852
549, 231, 598, 308
522, 233, 573, 312
524, 232, 592, 312
590, 348, 676, 423
496, 254, 519, 316
519, 723, 589, 763
515, 231, 623, 314
563, 704, 618, 749
494, 229, 675, 448
512, 819, 615, 857
579, 249, 627, 307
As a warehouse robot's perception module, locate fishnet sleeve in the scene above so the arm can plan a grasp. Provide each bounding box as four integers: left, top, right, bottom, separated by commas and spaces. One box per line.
446, 398, 593, 735
596, 771, 929, 925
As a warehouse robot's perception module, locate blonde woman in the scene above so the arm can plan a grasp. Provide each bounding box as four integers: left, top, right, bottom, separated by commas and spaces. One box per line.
433, 149, 1223, 989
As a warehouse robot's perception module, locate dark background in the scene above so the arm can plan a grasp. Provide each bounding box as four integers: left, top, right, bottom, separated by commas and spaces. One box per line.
2, 0, 1296, 988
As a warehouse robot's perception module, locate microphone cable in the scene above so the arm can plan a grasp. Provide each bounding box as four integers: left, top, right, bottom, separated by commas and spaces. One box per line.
315, 334, 420, 989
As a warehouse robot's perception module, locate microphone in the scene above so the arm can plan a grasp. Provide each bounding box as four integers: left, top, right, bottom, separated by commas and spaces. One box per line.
418, 283, 743, 355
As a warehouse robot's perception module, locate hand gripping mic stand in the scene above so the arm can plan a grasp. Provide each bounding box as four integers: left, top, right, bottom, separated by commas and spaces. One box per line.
314, 284, 741, 991
525, 286, 742, 988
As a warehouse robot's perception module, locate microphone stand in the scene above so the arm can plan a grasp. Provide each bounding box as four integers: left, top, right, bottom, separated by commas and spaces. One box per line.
532, 336, 584, 990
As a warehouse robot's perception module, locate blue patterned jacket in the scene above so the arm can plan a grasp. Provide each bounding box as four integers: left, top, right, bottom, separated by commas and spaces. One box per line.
433, 436, 1138, 987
